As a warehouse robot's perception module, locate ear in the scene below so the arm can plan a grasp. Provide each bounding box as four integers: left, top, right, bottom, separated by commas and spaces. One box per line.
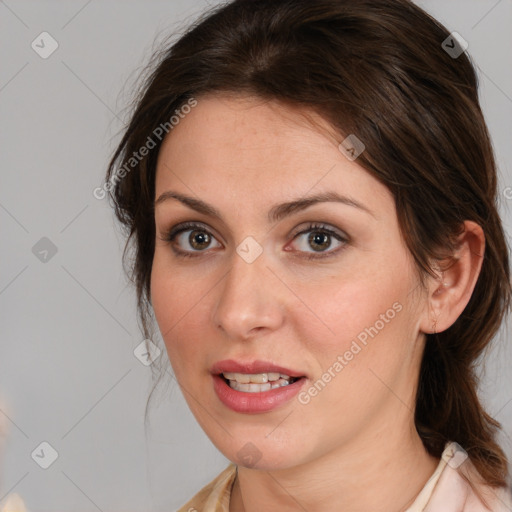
419, 220, 485, 334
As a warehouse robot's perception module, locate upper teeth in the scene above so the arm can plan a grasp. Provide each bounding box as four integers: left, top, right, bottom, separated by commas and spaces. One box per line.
222, 372, 291, 384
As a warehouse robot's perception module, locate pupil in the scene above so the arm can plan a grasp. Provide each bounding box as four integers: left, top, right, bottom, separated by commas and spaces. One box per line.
309, 232, 330, 251
190, 230, 210, 249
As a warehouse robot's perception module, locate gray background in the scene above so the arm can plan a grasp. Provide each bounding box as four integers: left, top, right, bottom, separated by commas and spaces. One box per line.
0, 1, 511, 510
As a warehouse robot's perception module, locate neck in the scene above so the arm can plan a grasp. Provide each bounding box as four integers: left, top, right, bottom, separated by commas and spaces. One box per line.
230, 427, 439, 512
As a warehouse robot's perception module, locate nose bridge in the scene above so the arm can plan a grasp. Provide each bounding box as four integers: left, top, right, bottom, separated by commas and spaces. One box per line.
212, 241, 283, 338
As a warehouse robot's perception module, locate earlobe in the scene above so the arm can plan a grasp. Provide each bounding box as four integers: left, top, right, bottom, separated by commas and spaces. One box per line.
420, 220, 485, 334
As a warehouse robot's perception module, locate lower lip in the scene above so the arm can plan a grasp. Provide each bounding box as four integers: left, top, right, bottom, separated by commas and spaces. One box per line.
212, 374, 306, 413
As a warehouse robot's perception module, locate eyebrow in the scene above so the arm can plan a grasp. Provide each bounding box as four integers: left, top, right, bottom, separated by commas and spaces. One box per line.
154, 190, 376, 223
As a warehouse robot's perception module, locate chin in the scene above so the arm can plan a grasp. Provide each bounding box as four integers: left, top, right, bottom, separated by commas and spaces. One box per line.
214, 434, 309, 471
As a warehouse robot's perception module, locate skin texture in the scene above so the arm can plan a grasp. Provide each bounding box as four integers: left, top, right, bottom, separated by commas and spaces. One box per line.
150, 94, 485, 512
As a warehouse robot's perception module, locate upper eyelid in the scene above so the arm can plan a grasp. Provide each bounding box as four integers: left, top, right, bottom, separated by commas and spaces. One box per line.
167, 220, 343, 233
167, 221, 222, 241
165, 221, 347, 245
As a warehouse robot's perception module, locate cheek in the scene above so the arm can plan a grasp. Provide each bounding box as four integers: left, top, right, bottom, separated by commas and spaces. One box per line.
150, 255, 175, 335
294, 282, 416, 430
150, 249, 197, 330
296, 269, 406, 353
291, 254, 420, 400
150, 256, 190, 363
150, 254, 215, 376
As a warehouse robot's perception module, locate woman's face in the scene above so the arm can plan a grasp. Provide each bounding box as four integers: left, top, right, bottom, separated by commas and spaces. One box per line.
151, 94, 431, 470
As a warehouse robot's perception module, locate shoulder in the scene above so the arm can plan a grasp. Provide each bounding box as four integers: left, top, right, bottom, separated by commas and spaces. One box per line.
424, 443, 512, 512
176, 463, 237, 512
465, 479, 512, 512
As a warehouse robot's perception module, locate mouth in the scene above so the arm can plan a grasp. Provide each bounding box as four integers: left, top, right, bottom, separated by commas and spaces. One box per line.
220, 372, 302, 393
212, 372, 307, 413
210, 359, 307, 412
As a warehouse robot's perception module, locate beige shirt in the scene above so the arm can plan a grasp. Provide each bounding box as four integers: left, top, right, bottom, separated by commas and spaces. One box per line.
176, 442, 512, 512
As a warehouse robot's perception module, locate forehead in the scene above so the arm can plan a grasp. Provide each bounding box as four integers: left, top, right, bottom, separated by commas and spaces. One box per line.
154, 94, 392, 215
157, 94, 335, 172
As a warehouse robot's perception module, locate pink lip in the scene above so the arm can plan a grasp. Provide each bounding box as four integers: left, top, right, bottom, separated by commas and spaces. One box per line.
210, 359, 305, 378
210, 359, 307, 414
212, 374, 306, 413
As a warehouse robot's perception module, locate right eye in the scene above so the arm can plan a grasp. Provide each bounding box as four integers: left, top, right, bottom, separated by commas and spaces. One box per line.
161, 222, 222, 258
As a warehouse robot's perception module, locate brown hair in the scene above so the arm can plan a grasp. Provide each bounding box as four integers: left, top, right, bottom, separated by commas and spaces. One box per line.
105, 0, 511, 492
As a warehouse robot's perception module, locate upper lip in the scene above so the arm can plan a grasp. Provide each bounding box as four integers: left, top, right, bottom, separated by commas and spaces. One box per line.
211, 359, 305, 378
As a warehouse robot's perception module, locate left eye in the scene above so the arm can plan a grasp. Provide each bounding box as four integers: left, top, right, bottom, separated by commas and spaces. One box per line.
289, 223, 348, 258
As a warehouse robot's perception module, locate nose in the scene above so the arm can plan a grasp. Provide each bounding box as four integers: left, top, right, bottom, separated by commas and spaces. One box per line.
211, 245, 285, 340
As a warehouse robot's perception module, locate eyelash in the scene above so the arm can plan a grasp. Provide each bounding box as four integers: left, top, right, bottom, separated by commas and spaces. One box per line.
161, 222, 349, 260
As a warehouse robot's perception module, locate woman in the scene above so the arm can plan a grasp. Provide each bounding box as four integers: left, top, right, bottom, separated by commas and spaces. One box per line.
105, 0, 512, 510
